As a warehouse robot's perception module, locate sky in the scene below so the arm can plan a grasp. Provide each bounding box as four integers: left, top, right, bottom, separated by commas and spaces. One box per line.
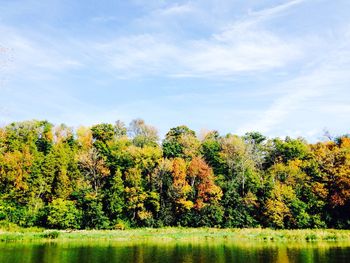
0, 0, 349, 141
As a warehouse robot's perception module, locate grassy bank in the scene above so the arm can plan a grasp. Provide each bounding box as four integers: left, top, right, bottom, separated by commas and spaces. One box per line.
2, 226, 350, 243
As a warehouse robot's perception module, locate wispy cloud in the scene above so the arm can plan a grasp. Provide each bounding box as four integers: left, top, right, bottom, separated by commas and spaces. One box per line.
1, 0, 349, 140
0, 1, 308, 79
91, 26, 303, 77
0, 26, 83, 81
96, 1, 309, 77
181, 29, 302, 76
237, 26, 350, 137
155, 3, 194, 16
207, 0, 306, 35
92, 34, 180, 78
91, 16, 119, 23
250, 0, 306, 20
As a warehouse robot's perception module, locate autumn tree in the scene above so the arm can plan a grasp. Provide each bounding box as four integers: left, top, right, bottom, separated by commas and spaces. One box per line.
188, 157, 222, 209
171, 158, 193, 214
78, 148, 110, 195
187, 157, 223, 226
128, 119, 159, 147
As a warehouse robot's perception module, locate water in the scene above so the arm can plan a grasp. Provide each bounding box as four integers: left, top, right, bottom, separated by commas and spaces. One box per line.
1, 241, 350, 263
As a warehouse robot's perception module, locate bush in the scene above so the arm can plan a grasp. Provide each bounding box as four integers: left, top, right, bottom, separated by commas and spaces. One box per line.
0, 220, 21, 231
47, 198, 81, 229
79, 195, 110, 229
40, 230, 60, 239
114, 219, 130, 230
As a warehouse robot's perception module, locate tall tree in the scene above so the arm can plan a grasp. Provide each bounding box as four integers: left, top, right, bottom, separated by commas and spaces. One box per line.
163, 126, 200, 159
128, 119, 159, 147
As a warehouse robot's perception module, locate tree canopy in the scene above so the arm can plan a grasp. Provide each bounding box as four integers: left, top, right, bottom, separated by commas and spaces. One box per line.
0, 119, 349, 229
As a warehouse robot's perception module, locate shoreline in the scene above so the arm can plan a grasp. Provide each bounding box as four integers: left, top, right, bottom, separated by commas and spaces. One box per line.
1, 228, 350, 243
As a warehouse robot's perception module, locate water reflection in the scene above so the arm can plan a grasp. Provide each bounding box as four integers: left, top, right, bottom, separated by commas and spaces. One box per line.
0, 241, 350, 263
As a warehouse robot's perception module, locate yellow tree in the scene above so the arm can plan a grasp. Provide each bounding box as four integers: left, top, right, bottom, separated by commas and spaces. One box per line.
263, 182, 295, 228
171, 158, 193, 212
311, 138, 350, 207
0, 146, 33, 202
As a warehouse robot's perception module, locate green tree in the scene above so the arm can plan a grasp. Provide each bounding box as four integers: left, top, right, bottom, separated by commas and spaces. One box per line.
163, 126, 200, 159
104, 169, 125, 222
47, 198, 81, 229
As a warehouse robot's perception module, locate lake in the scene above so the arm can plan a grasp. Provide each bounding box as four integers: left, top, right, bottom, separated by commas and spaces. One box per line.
1, 241, 350, 263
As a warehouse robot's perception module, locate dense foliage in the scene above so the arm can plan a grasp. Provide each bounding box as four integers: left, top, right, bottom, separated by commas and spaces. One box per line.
0, 120, 349, 229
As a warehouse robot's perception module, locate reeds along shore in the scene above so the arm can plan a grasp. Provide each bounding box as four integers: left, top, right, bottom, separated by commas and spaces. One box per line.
1, 227, 350, 242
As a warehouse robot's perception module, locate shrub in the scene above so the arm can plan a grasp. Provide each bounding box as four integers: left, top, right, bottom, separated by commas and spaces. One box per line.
114, 219, 130, 230
47, 198, 81, 229
40, 230, 60, 239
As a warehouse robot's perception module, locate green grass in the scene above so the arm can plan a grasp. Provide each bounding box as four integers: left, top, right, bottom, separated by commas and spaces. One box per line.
2, 227, 350, 243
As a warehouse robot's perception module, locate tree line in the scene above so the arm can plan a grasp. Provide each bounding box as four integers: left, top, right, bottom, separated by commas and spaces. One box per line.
0, 119, 349, 229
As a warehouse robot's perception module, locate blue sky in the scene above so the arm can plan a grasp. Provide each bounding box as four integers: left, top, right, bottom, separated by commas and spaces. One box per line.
0, 0, 349, 140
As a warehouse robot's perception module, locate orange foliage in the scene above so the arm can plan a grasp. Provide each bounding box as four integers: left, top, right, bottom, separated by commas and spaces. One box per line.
188, 157, 222, 209
171, 158, 193, 211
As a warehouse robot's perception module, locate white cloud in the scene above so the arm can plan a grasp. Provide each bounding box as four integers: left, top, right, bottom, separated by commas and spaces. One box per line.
1, 0, 349, 141
0, 26, 83, 80
91, 16, 118, 23
91, 26, 303, 77
86, 0, 309, 78
0, 0, 308, 79
249, 0, 306, 20
212, 0, 306, 35
237, 26, 350, 136
93, 34, 180, 77
155, 3, 194, 16
181, 29, 302, 76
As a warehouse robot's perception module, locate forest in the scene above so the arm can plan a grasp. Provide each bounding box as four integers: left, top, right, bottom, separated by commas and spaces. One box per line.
0, 119, 349, 230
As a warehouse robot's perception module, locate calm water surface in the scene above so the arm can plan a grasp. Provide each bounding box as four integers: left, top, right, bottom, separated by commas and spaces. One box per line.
1, 241, 350, 263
